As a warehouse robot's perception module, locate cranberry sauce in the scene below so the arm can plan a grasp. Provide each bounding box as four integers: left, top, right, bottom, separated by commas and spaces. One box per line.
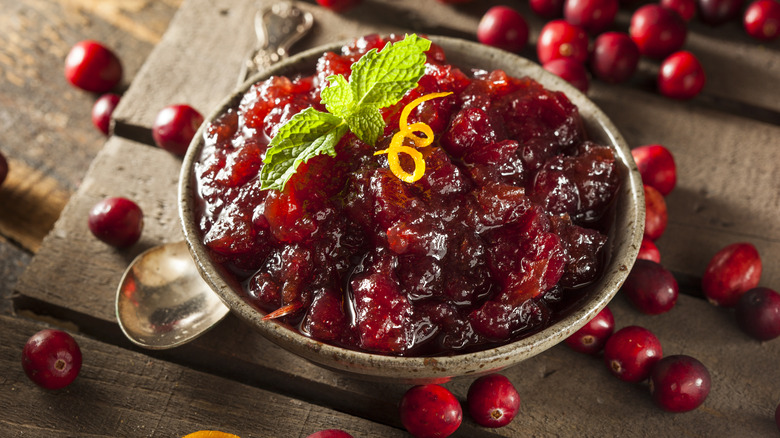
192, 34, 621, 356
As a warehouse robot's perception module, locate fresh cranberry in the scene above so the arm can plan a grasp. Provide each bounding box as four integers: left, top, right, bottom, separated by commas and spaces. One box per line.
644, 185, 668, 241
622, 259, 678, 314
543, 58, 590, 93
649, 355, 711, 412
661, 0, 698, 20
638, 238, 662, 263
305, 430, 354, 438
702, 242, 762, 307
315, 0, 361, 11
467, 374, 521, 428
699, 0, 746, 25
631, 144, 677, 196
152, 104, 204, 156
735, 287, 780, 341
658, 51, 706, 100
564, 0, 619, 34
88, 197, 144, 247
604, 325, 663, 383
744, 0, 780, 40
399, 384, 462, 438
477, 6, 529, 53
22, 329, 82, 390
0, 150, 8, 187
91, 93, 121, 136
537, 20, 590, 64
565, 306, 614, 354
531, 0, 565, 18
629, 5, 687, 59
64, 40, 122, 93
589, 32, 640, 84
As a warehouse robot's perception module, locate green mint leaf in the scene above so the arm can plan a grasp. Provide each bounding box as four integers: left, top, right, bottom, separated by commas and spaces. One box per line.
345, 104, 384, 147
320, 74, 353, 119
259, 107, 347, 192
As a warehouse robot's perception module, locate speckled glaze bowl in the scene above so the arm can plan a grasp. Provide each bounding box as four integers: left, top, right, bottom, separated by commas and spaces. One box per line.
179, 36, 645, 384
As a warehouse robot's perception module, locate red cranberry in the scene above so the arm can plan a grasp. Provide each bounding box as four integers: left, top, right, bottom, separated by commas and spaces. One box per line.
305, 430, 354, 438
661, 0, 698, 20
565, 306, 614, 354
88, 197, 144, 248
589, 32, 640, 84
467, 374, 521, 428
629, 5, 687, 59
315, 0, 361, 11
658, 51, 706, 100
152, 104, 204, 156
0, 150, 8, 187
744, 0, 780, 40
702, 242, 762, 307
64, 40, 122, 93
477, 6, 529, 53
543, 58, 590, 93
649, 355, 711, 412
531, 0, 565, 18
603, 325, 663, 383
91, 93, 121, 136
735, 287, 780, 341
644, 185, 668, 241
22, 329, 82, 390
638, 238, 662, 263
699, 0, 746, 25
622, 259, 679, 315
631, 144, 677, 196
399, 384, 462, 438
537, 20, 590, 65
564, 0, 619, 34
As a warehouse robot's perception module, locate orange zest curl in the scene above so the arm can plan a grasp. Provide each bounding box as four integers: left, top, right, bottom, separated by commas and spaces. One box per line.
374, 91, 453, 183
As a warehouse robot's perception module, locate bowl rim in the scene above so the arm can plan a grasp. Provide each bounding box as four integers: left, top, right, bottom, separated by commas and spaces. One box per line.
179, 35, 645, 382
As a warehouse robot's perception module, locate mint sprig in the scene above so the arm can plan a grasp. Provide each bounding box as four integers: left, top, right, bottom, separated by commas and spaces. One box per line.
259, 34, 432, 192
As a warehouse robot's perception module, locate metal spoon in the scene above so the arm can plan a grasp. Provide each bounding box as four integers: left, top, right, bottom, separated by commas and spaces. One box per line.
116, 3, 313, 349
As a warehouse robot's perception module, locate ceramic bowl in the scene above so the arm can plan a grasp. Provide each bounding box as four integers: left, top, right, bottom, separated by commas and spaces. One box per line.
179, 35, 645, 384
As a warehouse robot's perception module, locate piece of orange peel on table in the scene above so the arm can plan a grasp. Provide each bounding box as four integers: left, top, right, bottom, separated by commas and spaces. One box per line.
374, 91, 453, 183
183, 431, 240, 438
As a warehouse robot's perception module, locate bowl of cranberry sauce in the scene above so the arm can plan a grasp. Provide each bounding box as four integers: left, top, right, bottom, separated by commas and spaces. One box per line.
179, 34, 644, 383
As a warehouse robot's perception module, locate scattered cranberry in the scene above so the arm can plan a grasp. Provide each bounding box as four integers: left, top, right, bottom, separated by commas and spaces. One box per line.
305, 430, 354, 438
22, 329, 82, 390
315, 0, 361, 11
152, 104, 204, 156
622, 259, 679, 315
543, 58, 590, 93
699, 0, 746, 25
565, 306, 614, 354
638, 238, 662, 263
91, 93, 121, 136
744, 0, 780, 41
64, 40, 122, 93
399, 384, 462, 438
631, 144, 677, 196
589, 32, 640, 84
644, 185, 668, 241
467, 374, 521, 428
702, 242, 762, 307
629, 5, 687, 59
88, 197, 144, 248
477, 6, 529, 53
661, 0, 697, 20
531, 0, 566, 18
604, 325, 663, 383
537, 20, 590, 64
658, 51, 706, 100
564, 0, 619, 34
649, 355, 711, 412
735, 287, 780, 341
0, 150, 8, 187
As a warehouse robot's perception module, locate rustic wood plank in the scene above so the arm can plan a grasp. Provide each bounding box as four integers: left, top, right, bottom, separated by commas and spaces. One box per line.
0, 314, 407, 437
0, 236, 30, 315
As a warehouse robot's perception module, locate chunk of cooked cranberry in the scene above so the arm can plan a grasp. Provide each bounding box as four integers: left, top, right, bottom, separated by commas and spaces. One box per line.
475, 182, 532, 227
240, 76, 301, 130
386, 215, 447, 258
351, 268, 412, 353
204, 203, 258, 255
470, 299, 550, 340
569, 142, 620, 222
398, 255, 443, 300
368, 168, 424, 229
214, 139, 266, 187
205, 109, 239, 147
519, 138, 562, 173
531, 160, 581, 216
463, 139, 519, 167
247, 271, 281, 311
301, 287, 353, 345
552, 215, 608, 287
440, 107, 507, 158
416, 146, 471, 197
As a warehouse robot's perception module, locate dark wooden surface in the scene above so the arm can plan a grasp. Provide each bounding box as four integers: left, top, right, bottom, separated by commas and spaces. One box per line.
2, 0, 780, 436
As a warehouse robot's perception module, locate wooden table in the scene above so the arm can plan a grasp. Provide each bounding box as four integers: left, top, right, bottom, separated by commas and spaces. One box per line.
2, 0, 779, 436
